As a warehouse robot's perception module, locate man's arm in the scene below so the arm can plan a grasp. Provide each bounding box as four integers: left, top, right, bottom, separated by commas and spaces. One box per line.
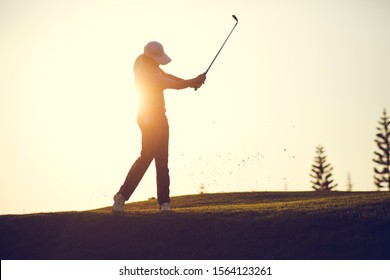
161, 71, 184, 82
159, 70, 206, 90
161, 73, 206, 89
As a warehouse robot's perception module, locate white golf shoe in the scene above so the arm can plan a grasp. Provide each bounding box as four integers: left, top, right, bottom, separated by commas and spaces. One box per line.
160, 203, 171, 211
112, 193, 125, 213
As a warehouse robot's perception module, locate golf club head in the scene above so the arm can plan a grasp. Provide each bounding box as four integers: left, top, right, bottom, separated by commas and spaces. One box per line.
232, 15, 238, 23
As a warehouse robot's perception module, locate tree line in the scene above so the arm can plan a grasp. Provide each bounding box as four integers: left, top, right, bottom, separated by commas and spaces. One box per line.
310, 108, 390, 191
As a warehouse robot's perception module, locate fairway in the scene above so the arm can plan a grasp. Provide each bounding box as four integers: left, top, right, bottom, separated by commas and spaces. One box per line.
1, 191, 390, 259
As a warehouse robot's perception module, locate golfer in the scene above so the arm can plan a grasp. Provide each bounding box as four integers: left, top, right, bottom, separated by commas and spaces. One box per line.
113, 41, 206, 212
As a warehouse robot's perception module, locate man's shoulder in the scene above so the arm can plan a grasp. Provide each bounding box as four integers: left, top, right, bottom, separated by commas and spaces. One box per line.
134, 55, 162, 77
134, 54, 145, 68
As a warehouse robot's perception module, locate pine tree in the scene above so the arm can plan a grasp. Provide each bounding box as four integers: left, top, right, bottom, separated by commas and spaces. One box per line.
199, 183, 206, 194
373, 109, 390, 191
346, 172, 353, 192
310, 145, 337, 191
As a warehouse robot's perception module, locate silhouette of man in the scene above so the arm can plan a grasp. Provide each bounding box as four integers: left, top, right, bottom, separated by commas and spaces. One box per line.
113, 41, 206, 212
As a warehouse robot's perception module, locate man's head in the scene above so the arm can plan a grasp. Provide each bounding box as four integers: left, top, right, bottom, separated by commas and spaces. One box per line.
144, 41, 171, 65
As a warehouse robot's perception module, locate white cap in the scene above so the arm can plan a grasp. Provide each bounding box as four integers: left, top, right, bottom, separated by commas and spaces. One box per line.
144, 41, 171, 65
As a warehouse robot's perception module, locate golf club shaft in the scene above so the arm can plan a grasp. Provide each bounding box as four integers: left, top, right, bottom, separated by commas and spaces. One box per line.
205, 16, 238, 74
194, 15, 238, 91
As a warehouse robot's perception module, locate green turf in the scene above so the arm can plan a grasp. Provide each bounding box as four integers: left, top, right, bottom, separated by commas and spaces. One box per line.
1, 191, 389, 259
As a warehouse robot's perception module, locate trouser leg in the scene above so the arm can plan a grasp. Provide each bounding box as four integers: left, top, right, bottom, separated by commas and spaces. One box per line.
117, 116, 163, 201
155, 121, 170, 205
118, 154, 153, 201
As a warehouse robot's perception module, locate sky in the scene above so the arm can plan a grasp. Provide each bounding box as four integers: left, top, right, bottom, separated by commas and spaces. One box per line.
1, 0, 389, 214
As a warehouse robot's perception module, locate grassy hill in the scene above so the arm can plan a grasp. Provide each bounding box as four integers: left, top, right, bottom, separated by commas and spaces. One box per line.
1, 191, 390, 260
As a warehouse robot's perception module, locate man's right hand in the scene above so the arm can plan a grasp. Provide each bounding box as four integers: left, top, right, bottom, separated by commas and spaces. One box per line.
192, 73, 207, 91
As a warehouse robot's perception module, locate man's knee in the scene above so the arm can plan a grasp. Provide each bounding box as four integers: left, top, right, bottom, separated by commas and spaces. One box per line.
140, 150, 155, 162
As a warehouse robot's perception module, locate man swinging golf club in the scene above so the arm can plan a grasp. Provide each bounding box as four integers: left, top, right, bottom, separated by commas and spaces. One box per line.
113, 41, 206, 212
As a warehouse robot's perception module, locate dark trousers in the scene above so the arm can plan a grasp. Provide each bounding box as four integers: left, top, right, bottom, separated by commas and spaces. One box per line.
118, 112, 170, 205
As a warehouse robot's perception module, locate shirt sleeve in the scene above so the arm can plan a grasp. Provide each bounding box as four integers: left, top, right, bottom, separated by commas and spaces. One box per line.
134, 58, 188, 90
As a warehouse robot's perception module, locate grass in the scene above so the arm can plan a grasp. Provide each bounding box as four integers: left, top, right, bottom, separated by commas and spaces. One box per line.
1, 191, 390, 260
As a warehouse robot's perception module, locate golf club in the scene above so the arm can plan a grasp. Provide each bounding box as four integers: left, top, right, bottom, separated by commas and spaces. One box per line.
195, 15, 238, 90
206, 15, 238, 74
